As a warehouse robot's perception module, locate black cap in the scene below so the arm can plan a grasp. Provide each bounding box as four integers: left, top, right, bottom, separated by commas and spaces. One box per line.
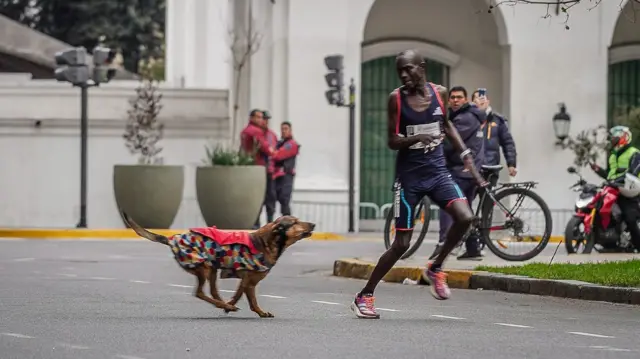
263, 110, 271, 119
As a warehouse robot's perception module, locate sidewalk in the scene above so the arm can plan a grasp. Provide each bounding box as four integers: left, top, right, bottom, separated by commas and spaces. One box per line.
333, 250, 640, 306
349, 252, 640, 271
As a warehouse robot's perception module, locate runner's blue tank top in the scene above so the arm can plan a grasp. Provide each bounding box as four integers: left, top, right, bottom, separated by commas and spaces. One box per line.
394, 83, 448, 183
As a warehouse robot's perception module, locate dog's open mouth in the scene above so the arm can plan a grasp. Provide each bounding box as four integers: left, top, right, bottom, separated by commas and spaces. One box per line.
302, 231, 313, 238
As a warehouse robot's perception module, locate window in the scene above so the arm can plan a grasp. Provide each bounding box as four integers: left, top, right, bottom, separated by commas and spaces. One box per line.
359, 56, 448, 219
608, 60, 640, 147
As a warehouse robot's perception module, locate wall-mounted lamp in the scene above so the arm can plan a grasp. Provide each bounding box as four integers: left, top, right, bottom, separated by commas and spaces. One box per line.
553, 103, 571, 146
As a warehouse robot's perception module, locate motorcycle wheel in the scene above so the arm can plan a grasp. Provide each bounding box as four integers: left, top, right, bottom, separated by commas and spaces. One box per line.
564, 216, 594, 254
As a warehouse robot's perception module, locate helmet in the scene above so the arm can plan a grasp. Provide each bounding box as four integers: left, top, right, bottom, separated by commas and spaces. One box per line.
609, 125, 632, 148
619, 173, 640, 198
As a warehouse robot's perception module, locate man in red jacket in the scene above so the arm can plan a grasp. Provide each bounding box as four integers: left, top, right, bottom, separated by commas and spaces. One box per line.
261, 111, 279, 226
272, 121, 300, 216
239, 109, 272, 166
240, 109, 274, 229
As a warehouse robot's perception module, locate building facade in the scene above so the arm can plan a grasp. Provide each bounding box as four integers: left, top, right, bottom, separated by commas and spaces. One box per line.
166, 0, 640, 231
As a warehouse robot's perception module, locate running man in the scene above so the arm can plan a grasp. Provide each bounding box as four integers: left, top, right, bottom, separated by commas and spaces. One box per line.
351, 50, 487, 319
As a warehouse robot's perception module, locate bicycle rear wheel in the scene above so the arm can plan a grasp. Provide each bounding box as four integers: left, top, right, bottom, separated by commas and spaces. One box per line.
480, 187, 552, 261
383, 196, 431, 260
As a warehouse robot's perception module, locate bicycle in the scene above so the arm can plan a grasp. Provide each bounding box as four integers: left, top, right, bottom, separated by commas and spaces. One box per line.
383, 164, 553, 261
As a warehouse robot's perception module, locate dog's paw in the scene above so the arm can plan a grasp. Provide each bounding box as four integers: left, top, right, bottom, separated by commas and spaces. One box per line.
258, 311, 274, 318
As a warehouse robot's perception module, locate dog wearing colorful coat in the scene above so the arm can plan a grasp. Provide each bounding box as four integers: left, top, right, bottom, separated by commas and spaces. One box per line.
121, 210, 315, 318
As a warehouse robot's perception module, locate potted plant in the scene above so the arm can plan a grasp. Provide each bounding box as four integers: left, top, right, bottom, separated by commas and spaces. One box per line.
113, 69, 184, 229
195, 143, 266, 229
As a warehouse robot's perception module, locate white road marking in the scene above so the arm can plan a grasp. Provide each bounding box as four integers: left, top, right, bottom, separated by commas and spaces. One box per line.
260, 295, 287, 299
116, 355, 147, 359
590, 345, 631, 352
431, 315, 465, 320
494, 323, 532, 328
14, 258, 35, 262
88, 277, 115, 280
57, 343, 90, 350
376, 308, 400, 312
167, 284, 191, 288
130, 280, 150, 284
220, 289, 234, 293
569, 331, 615, 338
312, 300, 342, 305
57, 273, 78, 278
1, 333, 34, 339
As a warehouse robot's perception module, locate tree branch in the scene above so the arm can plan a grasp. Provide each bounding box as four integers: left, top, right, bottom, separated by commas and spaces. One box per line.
489, 0, 639, 29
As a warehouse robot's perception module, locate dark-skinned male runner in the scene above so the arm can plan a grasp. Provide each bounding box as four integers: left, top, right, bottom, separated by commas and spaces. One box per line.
351, 50, 487, 319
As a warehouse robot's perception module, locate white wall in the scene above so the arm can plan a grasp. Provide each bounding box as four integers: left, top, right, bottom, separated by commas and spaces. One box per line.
161, 0, 639, 232
501, 2, 624, 210
0, 79, 229, 228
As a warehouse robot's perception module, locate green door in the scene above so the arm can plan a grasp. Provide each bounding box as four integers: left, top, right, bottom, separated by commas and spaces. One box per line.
359, 56, 449, 219
608, 60, 640, 147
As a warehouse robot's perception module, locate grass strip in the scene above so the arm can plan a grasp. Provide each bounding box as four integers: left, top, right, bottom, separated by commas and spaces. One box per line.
475, 259, 640, 288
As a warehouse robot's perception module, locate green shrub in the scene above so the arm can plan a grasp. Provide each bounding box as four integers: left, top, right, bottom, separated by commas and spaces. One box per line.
203, 144, 256, 166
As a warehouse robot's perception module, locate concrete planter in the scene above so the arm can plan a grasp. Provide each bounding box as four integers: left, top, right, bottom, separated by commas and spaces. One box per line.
196, 165, 266, 229
113, 164, 184, 229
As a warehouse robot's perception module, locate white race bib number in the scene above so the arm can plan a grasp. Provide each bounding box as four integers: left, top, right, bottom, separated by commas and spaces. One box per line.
406, 122, 441, 150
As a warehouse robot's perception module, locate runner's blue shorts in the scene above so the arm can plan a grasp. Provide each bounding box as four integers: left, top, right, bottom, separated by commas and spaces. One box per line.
393, 173, 467, 231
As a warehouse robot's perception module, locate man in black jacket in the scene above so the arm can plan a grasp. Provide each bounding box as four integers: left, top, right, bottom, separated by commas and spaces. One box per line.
471, 89, 517, 177
430, 86, 486, 260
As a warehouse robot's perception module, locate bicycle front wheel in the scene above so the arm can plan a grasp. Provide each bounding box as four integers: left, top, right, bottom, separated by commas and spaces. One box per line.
383, 196, 431, 260
480, 187, 553, 261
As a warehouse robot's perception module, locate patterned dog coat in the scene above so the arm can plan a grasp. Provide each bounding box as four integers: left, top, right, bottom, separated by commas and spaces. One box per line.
168, 226, 272, 279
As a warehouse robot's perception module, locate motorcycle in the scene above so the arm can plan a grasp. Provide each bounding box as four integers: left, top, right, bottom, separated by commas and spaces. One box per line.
564, 166, 636, 254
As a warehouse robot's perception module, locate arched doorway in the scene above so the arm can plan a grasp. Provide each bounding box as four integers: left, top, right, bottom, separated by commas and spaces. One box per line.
608, 1, 640, 147
358, 0, 508, 219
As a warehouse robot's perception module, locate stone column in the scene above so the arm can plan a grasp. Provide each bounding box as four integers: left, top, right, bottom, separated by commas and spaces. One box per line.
166, 0, 231, 89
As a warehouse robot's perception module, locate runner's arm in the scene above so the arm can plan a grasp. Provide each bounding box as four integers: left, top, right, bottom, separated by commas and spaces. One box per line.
386, 91, 435, 150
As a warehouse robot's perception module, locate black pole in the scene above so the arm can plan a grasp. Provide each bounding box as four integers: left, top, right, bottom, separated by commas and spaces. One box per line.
348, 79, 356, 233
76, 84, 89, 228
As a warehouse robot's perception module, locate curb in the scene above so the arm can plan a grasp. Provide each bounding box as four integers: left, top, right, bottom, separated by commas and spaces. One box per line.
332, 258, 640, 306
0, 228, 345, 241
529, 235, 563, 243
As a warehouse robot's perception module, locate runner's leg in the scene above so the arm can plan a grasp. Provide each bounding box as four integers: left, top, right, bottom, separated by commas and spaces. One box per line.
351, 182, 421, 318
422, 174, 474, 300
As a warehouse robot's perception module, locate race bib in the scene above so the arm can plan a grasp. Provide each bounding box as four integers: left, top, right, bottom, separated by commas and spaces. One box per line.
406, 122, 441, 150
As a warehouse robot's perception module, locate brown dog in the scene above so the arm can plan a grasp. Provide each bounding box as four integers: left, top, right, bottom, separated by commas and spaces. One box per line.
121, 210, 315, 318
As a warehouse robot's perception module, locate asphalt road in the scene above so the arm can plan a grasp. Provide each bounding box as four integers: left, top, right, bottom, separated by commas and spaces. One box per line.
1, 238, 639, 359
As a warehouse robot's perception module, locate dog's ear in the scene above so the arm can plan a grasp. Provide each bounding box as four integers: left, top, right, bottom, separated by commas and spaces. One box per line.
274, 218, 295, 233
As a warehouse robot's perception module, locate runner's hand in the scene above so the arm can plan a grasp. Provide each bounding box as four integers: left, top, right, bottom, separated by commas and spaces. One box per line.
463, 155, 488, 188
416, 133, 439, 145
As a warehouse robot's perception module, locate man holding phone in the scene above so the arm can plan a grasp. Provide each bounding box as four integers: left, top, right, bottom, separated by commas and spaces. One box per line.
472, 88, 517, 178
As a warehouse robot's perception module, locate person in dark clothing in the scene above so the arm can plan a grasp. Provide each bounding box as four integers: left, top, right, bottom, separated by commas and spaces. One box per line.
590, 125, 640, 251
272, 121, 300, 216
471, 90, 517, 177
351, 50, 487, 319
254, 110, 279, 229
430, 86, 486, 261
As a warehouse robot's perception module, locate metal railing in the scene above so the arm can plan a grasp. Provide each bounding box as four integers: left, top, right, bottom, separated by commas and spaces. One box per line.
172, 197, 351, 233
172, 197, 574, 235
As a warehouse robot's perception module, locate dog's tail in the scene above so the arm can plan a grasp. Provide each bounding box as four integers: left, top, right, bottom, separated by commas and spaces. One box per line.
120, 210, 169, 246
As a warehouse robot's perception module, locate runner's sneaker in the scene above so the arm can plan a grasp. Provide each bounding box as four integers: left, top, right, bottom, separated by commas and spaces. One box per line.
350, 293, 380, 319
423, 263, 451, 300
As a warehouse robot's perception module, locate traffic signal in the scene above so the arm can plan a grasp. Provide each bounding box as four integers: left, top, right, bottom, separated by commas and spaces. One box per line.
92, 46, 117, 85
324, 55, 344, 106
54, 47, 90, 85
